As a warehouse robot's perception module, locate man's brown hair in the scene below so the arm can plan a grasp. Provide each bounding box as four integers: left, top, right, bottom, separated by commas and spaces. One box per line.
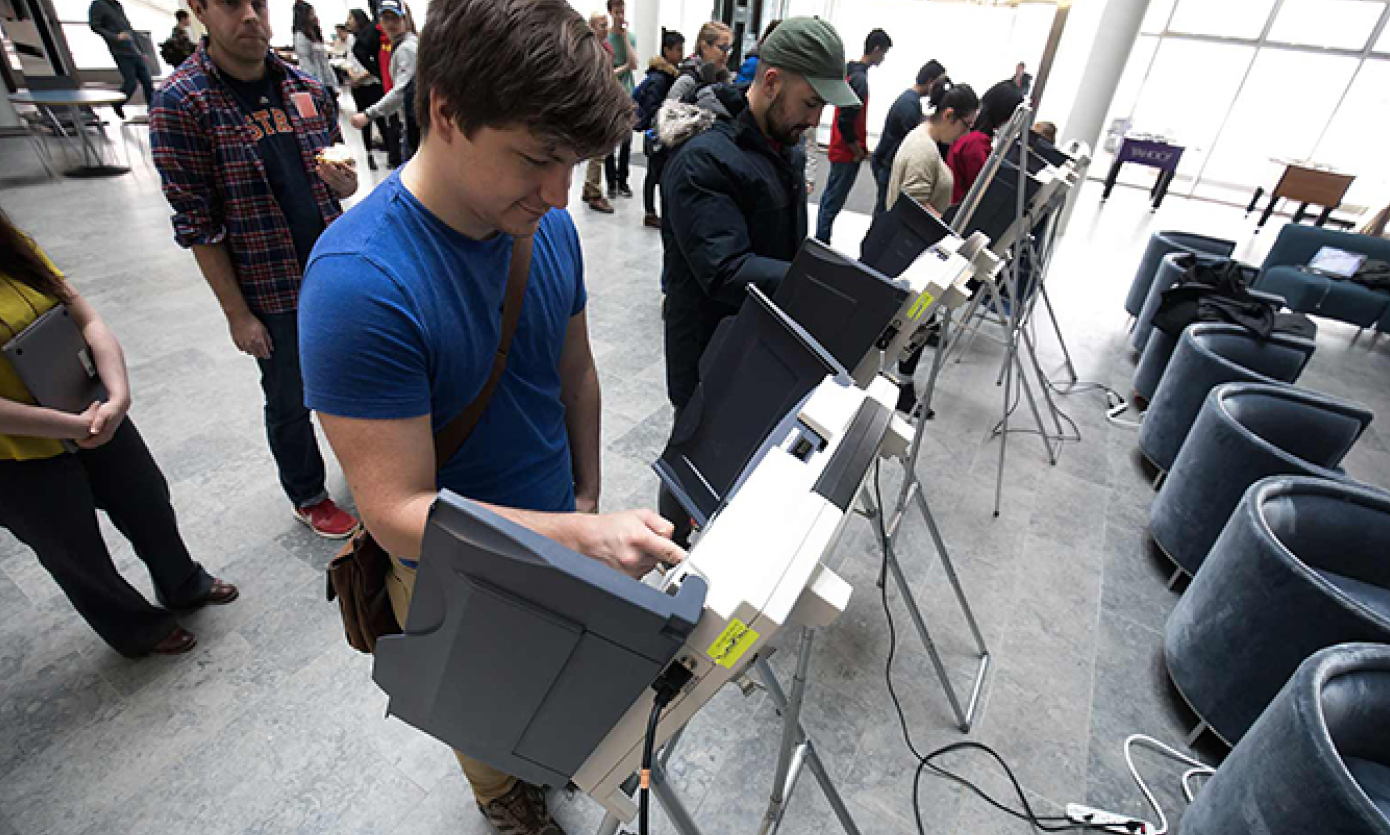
414, 0, 632, 159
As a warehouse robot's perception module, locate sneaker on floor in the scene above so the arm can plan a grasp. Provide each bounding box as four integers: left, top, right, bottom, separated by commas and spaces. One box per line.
618, 183, 633, 198
478, 781, 566, 835
586, 196, 615, 214
294, 498, 358, 539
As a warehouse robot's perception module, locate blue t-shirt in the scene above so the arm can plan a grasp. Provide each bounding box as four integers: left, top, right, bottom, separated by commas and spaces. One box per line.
299, 171, 587, 512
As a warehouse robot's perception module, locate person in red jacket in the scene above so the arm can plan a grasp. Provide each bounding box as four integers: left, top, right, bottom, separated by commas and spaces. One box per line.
814, 27, 891, 245
947, 79, 1023, 205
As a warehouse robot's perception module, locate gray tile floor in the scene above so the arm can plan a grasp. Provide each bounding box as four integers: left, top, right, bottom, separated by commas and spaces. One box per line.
1, 119, 1388, 835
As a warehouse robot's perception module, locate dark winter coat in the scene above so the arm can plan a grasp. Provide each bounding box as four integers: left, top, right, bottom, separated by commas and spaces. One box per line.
657, 90, 808, 408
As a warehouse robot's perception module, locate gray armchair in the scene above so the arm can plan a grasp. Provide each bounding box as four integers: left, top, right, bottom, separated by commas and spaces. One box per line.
1165, 476, 1390, 744
1151, 383, 1373, 579
1177, 643, 1390, 835
1125, 230, 1236, 319
1132, 287, 1290, 405
1138, 323, 1315, 475
1131, 252, 1189, 354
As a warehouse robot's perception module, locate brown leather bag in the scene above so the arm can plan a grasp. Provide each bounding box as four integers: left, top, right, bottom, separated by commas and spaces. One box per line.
325, 235, 534, 653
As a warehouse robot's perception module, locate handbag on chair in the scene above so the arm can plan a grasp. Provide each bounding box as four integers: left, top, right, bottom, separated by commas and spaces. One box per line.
326, 235, 533, 653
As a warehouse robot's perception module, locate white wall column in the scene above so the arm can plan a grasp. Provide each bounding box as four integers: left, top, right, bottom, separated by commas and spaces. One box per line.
632, 0, 660, 66
1060, 0, 1150, 151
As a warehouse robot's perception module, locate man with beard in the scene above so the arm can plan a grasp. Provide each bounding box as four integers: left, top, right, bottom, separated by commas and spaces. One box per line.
656, 16, 859, 541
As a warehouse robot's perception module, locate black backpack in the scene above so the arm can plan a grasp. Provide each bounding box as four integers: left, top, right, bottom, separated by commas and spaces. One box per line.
160, 32, 195, 68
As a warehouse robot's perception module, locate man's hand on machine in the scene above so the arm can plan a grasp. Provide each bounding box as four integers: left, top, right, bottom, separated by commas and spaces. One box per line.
571, 509, 685, 579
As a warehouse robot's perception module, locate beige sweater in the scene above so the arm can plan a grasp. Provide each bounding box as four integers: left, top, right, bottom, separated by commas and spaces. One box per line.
887, 123, 954, 215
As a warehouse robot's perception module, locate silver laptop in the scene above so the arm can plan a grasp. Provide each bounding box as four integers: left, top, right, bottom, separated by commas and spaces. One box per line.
1306, 246, 1367, 280
2, 305, 106, 417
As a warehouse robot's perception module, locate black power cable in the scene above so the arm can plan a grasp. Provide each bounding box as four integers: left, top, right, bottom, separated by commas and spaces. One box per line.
639, 696, 663, 835
638, 662, 693, 835
870, 462, 1111, 834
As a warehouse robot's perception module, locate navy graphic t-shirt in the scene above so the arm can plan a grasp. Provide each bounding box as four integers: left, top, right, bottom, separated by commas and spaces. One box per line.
221, 67, 325, 268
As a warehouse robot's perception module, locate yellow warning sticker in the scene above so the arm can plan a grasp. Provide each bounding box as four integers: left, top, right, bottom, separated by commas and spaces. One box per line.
907, 291, 936, 320
706, 619, 761, 669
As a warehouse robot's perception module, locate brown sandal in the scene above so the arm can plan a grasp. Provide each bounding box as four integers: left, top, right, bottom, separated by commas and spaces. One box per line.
150, 626, 197, 655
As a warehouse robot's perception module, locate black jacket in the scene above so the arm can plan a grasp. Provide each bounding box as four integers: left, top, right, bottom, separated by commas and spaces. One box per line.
658, 91, 807, 408
634, 57, 678, 131
89, 0, 140, 57
351, 24, 383, 79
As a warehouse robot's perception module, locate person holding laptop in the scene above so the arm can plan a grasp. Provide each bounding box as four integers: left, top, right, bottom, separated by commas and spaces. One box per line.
0, 208, 238, 658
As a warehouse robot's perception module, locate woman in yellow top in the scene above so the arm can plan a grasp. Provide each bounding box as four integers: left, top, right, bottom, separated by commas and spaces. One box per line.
0, 208, 239, 657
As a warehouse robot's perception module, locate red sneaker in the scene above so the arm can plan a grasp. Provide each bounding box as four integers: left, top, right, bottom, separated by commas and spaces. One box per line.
294, 498, 359, 539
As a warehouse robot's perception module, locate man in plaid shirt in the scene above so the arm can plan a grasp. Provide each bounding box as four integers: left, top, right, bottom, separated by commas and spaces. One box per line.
151, 0, 360, 538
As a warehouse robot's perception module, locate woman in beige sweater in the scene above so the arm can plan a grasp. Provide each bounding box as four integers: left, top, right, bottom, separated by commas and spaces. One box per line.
887, 81, 979, 215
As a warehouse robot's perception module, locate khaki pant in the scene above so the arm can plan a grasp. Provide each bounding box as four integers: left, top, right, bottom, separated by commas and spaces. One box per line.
387, 556, 519, 805
582, 157, 604, 201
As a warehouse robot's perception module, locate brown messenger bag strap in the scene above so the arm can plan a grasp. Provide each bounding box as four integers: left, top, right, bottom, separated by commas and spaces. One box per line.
431, 234, 534, 471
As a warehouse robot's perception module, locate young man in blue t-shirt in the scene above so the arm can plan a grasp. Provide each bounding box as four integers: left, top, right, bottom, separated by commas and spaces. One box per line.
298, 1, 682, 832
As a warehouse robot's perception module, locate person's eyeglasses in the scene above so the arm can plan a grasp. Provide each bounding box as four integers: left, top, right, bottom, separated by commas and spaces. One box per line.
715, 43, 732, 53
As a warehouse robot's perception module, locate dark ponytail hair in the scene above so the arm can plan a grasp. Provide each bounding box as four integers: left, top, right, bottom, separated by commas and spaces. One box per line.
0, 207, 67, 302
928, 79, 979, 122
973, 80, 1025, 138
660, 27, 685, 53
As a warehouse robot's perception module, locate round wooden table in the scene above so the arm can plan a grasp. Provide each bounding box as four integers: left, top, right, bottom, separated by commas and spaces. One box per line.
8, 89, 132, 178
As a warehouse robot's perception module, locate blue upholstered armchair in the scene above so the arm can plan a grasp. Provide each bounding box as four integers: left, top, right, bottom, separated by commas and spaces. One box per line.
1177, 643, 1390, 835
1125, 231, 1236, 319
1138, 324, 1315, 475
1165, 476, 1390, 745
1150, 383, 1373, 579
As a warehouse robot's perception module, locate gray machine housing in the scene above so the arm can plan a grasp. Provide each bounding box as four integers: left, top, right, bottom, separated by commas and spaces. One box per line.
372, 496, 707, 788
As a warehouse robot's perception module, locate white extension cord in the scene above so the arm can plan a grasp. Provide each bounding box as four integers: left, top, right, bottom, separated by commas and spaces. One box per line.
1063, 734, 1216, 835
1121, 734, 1216, 835
1104, 389, 1144, 430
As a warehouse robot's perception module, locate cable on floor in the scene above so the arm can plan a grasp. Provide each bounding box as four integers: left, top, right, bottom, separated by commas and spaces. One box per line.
1122, 734, 1216, 835
870, 462, 1113, 834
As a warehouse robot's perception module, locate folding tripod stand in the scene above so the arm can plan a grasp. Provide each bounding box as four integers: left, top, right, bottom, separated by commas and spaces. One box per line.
920, 104, 1086, 516
594, 628, 862, 835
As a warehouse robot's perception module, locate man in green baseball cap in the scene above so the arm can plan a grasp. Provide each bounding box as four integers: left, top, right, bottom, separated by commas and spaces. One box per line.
759, 16, 861, 109
655, 15, 857, 543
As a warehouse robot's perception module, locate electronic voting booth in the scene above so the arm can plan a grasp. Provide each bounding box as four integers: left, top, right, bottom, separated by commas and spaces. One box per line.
371, 196, 996, 831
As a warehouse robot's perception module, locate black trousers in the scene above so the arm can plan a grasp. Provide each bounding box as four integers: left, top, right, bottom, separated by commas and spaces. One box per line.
605, 134, 632, 190
656, 404, 692, 548
0, 421, 212, 656
643, 136, 669, 216
349, 84, 391, 160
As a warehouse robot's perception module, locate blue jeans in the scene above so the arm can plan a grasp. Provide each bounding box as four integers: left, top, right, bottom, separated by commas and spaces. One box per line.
256, 311, 327, 508
113, 53, 154, 107
815, 161, 861, 244
870, 156, 891, 218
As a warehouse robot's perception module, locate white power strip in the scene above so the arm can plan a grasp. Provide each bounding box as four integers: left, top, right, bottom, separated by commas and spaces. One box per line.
1065, 803, 1153, 834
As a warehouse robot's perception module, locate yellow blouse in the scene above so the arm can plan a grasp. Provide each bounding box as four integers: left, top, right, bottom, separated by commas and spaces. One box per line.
0, 250, 68, 462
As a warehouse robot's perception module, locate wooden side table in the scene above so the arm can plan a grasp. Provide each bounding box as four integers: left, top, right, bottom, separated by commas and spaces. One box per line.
1247, 160, 1355, 230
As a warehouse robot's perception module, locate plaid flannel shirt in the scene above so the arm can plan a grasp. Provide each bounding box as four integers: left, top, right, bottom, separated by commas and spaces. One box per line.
150, 44, 343, 315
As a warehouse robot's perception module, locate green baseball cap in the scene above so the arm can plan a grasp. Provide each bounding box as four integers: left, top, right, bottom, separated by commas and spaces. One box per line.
759, 17, 860, 108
